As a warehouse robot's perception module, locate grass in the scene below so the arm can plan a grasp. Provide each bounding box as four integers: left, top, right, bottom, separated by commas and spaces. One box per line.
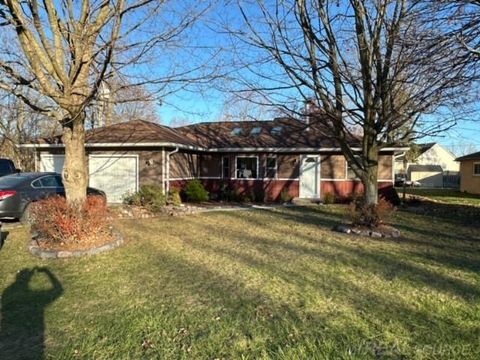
1, 204, 480, 359
396, 187, 480, 207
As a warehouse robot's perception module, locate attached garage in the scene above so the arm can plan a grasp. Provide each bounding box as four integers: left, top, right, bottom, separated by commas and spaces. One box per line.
39, 154, 65, 173
89, 155, 138, 203
39, 153, 138, 203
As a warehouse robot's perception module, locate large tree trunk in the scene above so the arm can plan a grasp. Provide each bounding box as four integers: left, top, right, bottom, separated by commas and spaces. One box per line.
61, 113, 88, 206
362, 152, 379, 206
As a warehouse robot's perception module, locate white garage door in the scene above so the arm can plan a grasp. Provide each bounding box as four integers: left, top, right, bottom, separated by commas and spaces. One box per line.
89, 155, 138, 203
39, 154, 65, 173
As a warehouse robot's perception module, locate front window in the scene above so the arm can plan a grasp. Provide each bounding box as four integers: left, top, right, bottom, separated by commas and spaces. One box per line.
266, 156, 277, 178
236, 157, 258, 179
474, 163, 480, 176
222, 156, 230, 178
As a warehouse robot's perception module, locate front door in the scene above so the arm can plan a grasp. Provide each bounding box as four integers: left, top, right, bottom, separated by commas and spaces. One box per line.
300, 155, 320, 198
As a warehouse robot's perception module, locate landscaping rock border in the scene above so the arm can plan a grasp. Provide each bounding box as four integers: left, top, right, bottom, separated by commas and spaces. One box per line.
28, 230, 124, 259
333, 224, 401, 238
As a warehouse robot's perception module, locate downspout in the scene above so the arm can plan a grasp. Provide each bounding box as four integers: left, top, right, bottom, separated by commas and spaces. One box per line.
166, 147, 179, 194
161, 148, 166, 194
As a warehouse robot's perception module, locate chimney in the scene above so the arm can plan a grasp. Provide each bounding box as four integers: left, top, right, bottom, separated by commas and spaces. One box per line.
303, 98, 320, 130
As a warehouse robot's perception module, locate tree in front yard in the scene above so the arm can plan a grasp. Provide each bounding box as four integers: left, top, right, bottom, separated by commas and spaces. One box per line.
0, 0, 209, 205
227, 0, 476, 219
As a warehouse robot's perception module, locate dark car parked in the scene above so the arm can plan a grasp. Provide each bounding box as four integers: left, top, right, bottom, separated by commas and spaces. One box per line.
0, 172, 105, 220
0, 158, 18, 177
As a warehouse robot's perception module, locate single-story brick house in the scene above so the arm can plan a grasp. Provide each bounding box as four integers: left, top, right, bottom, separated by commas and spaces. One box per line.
456, 151, 480, 195
22, 118, 405, 203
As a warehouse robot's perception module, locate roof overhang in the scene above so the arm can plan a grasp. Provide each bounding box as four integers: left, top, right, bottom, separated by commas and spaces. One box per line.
19, 143, 408, 153
19, 142, 206, 151
208, 147, 409, 153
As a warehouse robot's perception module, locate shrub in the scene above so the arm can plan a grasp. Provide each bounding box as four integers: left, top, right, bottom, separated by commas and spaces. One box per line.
123, 185, 166, 212
184, 179, 209, 202
241, 189, 255, 203
219, 182, 241, 202
168, 188, 182, 206
323, 192, 336, 204
254, 189, 266, 203
30, 195, 109, 245
280, 189, 293, 203
348, 198, 395, 227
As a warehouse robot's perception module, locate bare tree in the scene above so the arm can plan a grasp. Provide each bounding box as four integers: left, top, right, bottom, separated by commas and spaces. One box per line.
0, 92, 58, 170
227, 0, 475, 213
0, 0, 211, 205
217, 91, 279, 121
87, 80, 161, 128
428, 1, 480, 56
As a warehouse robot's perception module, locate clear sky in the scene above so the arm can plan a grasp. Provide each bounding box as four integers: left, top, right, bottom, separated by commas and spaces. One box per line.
152, 1, 480, 156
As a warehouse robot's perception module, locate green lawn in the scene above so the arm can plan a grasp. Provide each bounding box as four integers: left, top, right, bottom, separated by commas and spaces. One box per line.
1, 205, 480, 359
397, 187, 480, 207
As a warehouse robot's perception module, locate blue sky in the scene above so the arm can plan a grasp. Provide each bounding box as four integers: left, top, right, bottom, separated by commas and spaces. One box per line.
152, 1, 480, 156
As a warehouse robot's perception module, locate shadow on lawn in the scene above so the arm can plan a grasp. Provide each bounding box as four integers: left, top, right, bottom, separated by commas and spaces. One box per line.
0, 268, 63, 360
136, 214, 476, 358
0, 230, 9, 250
203, 206, 480, 299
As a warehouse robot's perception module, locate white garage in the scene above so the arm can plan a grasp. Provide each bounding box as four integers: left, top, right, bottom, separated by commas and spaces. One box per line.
39, 154, 65, 174
39, 154, 138, 203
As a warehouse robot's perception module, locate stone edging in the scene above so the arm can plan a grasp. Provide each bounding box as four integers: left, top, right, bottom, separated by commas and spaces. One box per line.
333, 224, 401, 238
28, 230, 124, 259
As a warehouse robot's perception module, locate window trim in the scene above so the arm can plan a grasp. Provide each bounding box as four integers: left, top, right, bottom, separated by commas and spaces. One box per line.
222, 156, 230, 179
265, 155, 278, 179
474, 162, 480, 176
235, 156, 259, 179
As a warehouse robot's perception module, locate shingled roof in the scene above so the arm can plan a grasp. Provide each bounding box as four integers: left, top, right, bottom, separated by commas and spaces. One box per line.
34, 120, 198, 147
29, 117, 368, 150
175, 117, 357, 149
456, 151, 480, 161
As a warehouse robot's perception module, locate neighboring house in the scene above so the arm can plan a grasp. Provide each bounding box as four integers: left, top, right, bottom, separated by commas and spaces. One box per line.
395, 143, 460, 187
22, 119, 405, 203
456, 151, 480, 195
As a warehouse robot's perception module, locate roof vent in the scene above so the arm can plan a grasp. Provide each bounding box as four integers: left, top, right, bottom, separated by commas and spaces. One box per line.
271, 126, 283, 135
250, 127, 262, 136
231, 127, 243, 136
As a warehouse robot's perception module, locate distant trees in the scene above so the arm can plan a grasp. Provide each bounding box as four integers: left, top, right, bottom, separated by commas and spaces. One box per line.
227, 0, 476, 213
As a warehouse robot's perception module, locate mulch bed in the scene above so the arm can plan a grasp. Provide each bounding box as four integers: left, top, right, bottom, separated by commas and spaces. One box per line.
29, 228, 124, 259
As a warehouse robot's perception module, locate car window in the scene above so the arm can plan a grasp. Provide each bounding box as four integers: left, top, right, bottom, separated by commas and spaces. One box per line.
40, 176, 63, 187
55, 175, 64, 187
0, 161, 13, 176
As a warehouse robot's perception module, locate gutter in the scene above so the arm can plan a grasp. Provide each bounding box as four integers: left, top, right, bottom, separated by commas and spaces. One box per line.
19, 143, 409, 153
